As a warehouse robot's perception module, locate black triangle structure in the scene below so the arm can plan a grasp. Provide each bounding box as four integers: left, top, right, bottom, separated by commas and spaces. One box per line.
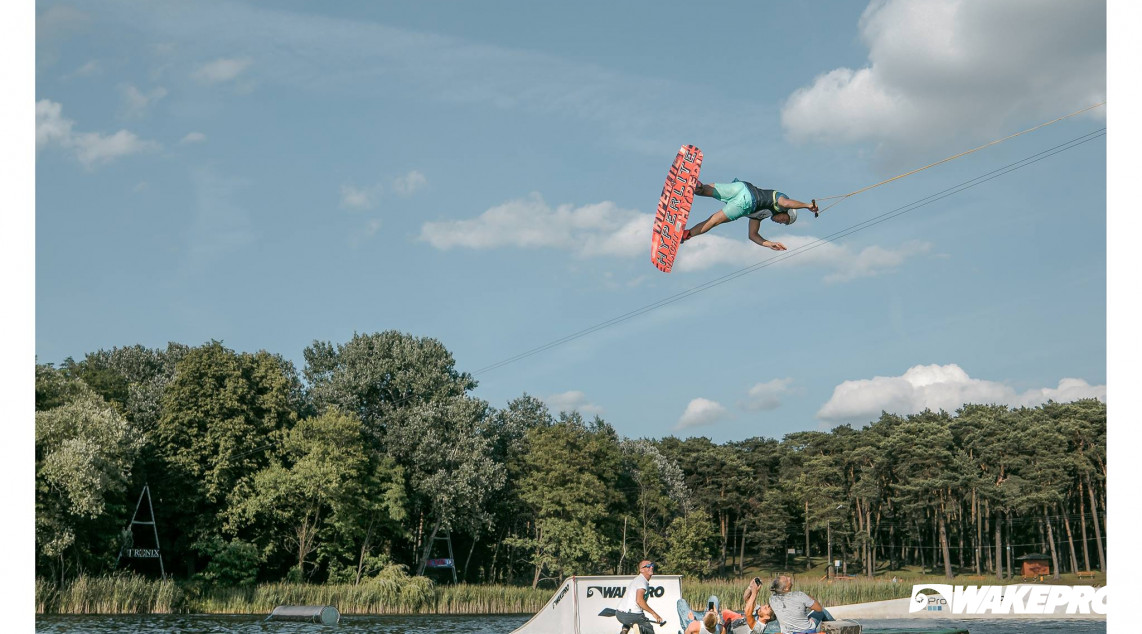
424, 530, 458, 584
115, 483, 166, 580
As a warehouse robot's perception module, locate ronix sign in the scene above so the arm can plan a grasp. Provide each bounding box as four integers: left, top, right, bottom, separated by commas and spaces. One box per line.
910, 584, 1107, 615
586, 585, 667, 600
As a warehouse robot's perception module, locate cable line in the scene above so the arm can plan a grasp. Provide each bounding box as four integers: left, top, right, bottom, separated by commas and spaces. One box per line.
811, 102, 1105, 215
474, 127, 1105, 377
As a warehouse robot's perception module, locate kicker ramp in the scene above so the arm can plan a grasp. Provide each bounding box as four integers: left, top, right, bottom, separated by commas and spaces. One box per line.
512, 575, 684, 634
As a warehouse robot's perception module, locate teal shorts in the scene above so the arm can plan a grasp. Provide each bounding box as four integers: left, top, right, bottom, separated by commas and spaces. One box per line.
710, 181, 754, 221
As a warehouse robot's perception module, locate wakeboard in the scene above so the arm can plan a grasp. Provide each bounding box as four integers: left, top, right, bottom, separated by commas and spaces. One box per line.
650, 144, 703, 273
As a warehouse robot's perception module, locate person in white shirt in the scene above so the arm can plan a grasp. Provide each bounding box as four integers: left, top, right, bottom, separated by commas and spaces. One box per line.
614, 560, 666, 634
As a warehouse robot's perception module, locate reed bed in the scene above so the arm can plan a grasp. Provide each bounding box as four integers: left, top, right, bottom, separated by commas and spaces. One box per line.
193, 580, 549, 615
35, 578, 56, 614
38, 574, 185, 614
195, 576, 436, 614
433, 584, 550, 614
37, 575, 548, 615
684, 577, 911, 610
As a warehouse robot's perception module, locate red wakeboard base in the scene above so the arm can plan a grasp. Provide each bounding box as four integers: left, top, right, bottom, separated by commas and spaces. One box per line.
650, 145, 703, 272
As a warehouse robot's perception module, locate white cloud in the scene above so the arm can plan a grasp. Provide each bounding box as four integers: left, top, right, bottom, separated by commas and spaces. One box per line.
192, 57, 252, 83
341, 172, 425, 209
743, 378, 798, 412
1016, 378, 1107, 408
817, 363, 1106, 423
67, 60, 101, 78
71, 130, 158, 166
822, 240, 932, 283
36, 99, 159, 168
544, 391, 604, 416
419, 193, 649, 258
781, 0, 1105, 158
675, 232, 931, 281
348, 218, 384, 248
180, 132, 207, 144
676, 398, 731, 430
36, 100, 73, 148
392, 170, 427, 196
121, 84, 167, 117
421, 195, 929, 280
340, 184, 381, 210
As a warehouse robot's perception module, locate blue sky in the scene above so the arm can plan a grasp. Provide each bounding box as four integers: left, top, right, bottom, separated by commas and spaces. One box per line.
30, 0, 1113, 443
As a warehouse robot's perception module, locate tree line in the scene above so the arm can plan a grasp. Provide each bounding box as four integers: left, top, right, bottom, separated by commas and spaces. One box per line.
35, 332, 1107, 589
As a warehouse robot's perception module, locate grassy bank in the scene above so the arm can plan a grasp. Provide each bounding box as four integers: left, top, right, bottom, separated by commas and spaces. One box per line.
684, 578, 912, 610
38, 569, 1106, 615
191, 578, 549, 615
36, 574, 551, 615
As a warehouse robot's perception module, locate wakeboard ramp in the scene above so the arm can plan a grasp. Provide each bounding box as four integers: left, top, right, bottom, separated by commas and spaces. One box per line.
510, 575, 684, 634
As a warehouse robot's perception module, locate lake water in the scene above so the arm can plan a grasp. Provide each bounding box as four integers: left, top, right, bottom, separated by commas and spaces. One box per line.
33, 614, 1107, 633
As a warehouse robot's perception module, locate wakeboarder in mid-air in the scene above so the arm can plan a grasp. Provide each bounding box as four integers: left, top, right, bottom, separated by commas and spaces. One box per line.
681, 179, 817, 251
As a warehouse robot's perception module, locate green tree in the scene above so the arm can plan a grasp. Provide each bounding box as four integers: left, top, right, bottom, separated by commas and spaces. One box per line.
619, 439, 689, 566
35, 371, 142, 583
657, 436, 749, 574
884, 410, 961, 578
384, 395, 507, 576
194, 537, 262, 586
303, 331, 475, 448
153, 341, 298, 574
955, 404, 1019, 577
62, 343, 192, 432
483, 394, 554, 583
1008, 406, 1070, 579
515, 414, 623, 585
304, 331, 504, 577
231, 409, 397, 580
780, 431, 846, 571
1044, 399, 1106, 573
36, 362, 90, 411
664, 509, 717, 579
730, 436, 783, 568
751, 487, 794, 565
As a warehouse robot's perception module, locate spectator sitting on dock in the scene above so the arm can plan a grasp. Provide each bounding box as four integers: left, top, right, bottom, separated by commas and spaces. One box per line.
742, 580, 777, 633
767, 575, 825, 634
677, 596, 721, 634
679, 592, 771, 634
